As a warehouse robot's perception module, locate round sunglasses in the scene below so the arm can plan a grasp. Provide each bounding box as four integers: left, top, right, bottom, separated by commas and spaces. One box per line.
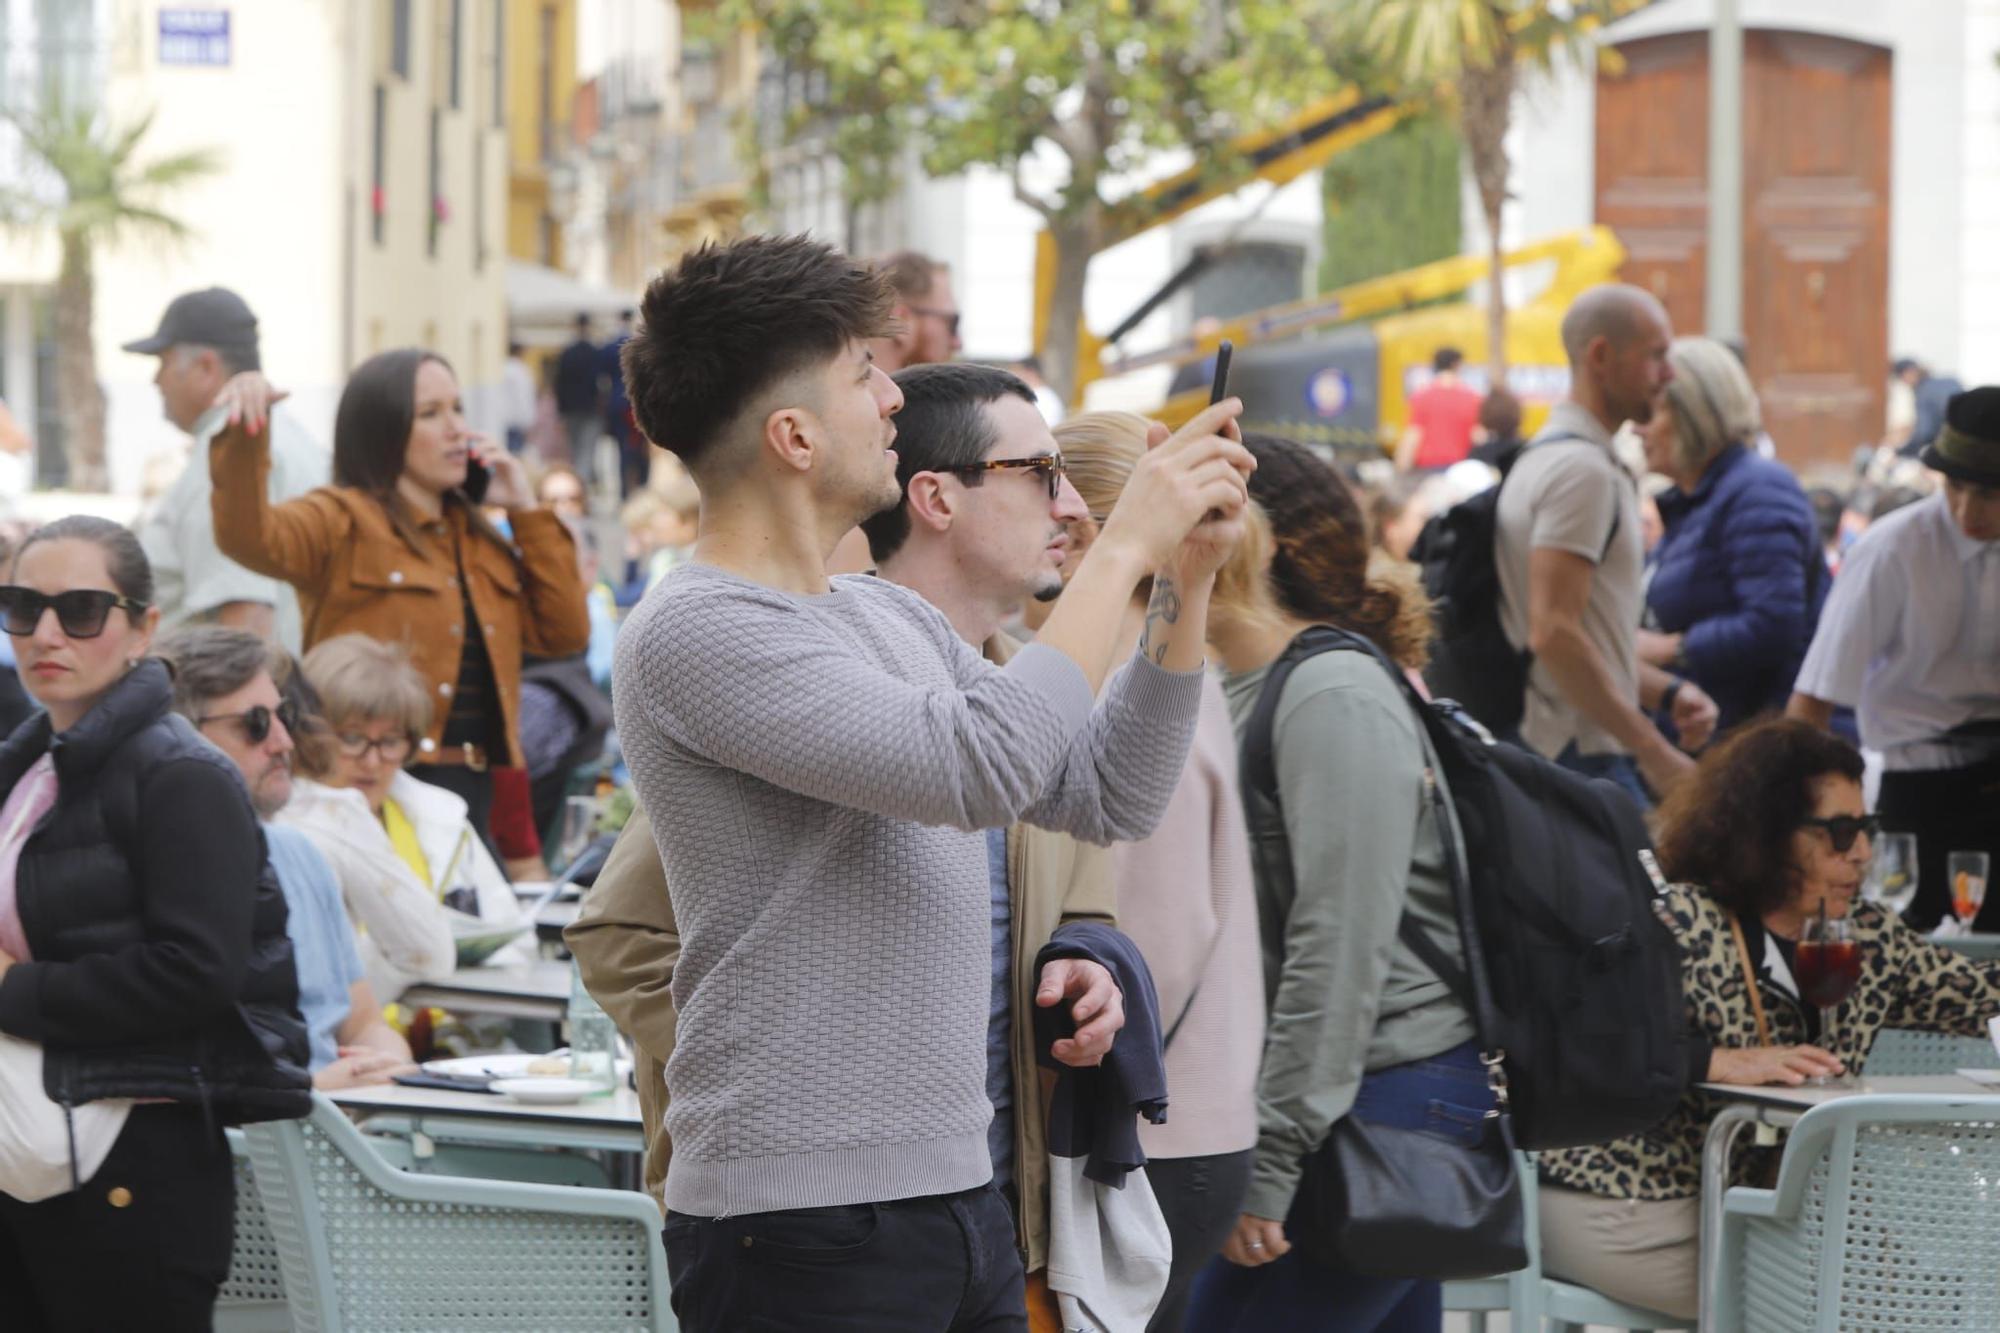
939, 454, 1069, 502
0, 586, 151, 640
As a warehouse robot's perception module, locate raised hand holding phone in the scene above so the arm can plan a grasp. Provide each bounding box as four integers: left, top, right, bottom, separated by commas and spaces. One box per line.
462, 434, 529, 509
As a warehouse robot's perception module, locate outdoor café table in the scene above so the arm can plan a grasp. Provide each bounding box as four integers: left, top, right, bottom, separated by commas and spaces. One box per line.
1692, 1074, 1997, 1333
1938, 933, 2000, 962
328, 1079, 648, 1189
401, 957, 573, 1023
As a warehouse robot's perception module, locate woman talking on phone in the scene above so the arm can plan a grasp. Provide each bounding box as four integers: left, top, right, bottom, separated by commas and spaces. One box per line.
211, 349, 590, 839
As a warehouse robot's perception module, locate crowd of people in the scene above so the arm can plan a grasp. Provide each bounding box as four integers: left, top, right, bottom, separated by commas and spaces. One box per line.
0, 228, 1991, 1333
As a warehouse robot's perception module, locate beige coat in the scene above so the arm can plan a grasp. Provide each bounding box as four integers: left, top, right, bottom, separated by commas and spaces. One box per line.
565, 633, 1115, 1274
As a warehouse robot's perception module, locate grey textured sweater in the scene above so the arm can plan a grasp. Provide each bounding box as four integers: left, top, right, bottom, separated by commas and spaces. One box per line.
613, 563, 1202, 1216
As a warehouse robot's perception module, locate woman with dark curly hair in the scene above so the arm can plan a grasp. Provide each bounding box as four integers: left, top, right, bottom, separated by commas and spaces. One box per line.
1187, 436, 1478, 1333
1536, 717, 2000, 1318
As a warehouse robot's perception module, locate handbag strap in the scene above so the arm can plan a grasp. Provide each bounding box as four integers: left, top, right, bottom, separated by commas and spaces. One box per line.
1726, 912, 1773, 1047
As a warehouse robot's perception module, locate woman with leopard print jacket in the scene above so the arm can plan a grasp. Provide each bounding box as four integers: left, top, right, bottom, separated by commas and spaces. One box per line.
1538, 719, 2000, 1319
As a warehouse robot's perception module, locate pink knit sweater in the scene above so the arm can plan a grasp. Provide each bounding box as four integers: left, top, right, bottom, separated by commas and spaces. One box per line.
1115, 672, 1264, 1159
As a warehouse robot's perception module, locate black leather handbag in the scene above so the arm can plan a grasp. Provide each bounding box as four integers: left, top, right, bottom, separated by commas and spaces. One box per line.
1283, 756, 1528, 1279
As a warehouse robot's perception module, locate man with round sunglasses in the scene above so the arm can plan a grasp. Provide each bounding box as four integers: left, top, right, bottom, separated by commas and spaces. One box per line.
158, 625, 414, 1090
1790, 385, 2000, 929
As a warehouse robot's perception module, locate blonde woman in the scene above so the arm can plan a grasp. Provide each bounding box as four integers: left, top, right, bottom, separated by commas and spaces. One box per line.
1637, 336, 1823, 736
1047, 412, 1266, 1333
276, 635, 521, 1001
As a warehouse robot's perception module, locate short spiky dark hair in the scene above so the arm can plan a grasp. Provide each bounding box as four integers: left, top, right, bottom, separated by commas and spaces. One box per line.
859, 363, 1037, 563
622, 234, 896, 471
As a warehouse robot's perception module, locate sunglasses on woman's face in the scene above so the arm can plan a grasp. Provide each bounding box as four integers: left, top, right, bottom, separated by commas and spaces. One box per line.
196, 701, 300, 747
0, 586, 151, 639
1800, 814, 1881, 854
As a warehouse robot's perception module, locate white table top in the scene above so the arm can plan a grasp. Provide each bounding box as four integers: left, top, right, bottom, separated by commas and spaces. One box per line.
1696, 1073, 2000, 1111
329, 1080, 643, 1133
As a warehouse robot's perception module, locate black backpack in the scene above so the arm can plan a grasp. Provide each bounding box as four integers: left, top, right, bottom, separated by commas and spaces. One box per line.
1411, 435, 1609, 736
1240, 625, 1689, 1151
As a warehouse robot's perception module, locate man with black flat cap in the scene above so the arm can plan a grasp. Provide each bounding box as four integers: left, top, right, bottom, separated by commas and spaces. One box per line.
129, 287, 326, 653
1790, 386, 2000, 929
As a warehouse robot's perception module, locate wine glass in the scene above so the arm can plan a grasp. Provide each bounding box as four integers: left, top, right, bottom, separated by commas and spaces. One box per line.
558, 795, 600, 874
1950, 851, 1991, 930
1864, 832, 1919, 919
1795, 909, 1862, 1085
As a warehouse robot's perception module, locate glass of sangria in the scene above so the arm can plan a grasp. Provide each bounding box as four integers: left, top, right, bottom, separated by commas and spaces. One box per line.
1795, 907, 1862, 1085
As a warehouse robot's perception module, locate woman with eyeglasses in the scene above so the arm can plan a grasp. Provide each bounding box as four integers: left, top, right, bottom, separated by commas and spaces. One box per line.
277, 634, 523, 1003
1537, 716, 2000, 1319
209, 351, 591, 849
0, 516, 309, 1329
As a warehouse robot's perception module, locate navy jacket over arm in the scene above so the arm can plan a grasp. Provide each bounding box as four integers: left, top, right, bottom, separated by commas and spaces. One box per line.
1033, 921, 1166, 1188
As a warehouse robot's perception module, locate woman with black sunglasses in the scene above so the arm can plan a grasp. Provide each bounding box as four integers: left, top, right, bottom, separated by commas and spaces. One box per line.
0, 516, 309, 1329
1535, 717, 2000, 1319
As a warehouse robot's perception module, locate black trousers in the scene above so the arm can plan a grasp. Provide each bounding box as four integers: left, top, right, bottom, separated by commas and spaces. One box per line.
1145, 1150, 1255, 1333
1878, 755, 2000, 931
664, 1182, 1027, 1332
0, 1104, 235, 1331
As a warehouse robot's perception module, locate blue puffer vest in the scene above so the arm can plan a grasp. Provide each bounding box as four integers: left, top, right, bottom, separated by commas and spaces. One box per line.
1646, 445, 1826, 733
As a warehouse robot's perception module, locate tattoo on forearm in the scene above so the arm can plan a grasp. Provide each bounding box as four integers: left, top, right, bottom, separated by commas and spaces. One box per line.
1139, 576, 1183, 664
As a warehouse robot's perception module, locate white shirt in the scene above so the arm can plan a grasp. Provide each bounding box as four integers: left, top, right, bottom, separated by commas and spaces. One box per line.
137, 404, 328, 654
502, 356, 538, 433
1793, 491, 2000, 771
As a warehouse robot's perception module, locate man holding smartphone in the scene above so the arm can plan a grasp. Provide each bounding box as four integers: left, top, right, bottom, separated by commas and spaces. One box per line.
612, 234, 1251, 1331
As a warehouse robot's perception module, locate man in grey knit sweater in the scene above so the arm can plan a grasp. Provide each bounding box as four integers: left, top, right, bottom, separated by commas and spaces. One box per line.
612, 234, 1252, 1331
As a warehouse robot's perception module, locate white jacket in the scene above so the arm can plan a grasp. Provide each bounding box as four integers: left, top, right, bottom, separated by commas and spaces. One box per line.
277, 774, 522, 1000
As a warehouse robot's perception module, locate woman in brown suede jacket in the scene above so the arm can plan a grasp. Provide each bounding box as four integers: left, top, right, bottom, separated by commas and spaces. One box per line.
209, 348, 589, 834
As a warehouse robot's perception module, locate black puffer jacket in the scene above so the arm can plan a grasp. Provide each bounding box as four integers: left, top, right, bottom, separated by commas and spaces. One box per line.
0, 660, 309, 1124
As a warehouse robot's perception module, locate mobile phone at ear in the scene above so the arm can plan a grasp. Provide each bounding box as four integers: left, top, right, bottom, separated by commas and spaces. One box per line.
1208, 340, 1235, 405
463, 454, 491, 504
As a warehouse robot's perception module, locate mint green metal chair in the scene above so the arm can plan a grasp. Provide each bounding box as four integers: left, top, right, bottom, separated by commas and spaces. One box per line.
1441, 1154, 1691, 1331
241, 1094, 671, 1331
216, 1129, 291, 1332
1861, 1027, 2000, 1077
1716, 1093, 2000, 1331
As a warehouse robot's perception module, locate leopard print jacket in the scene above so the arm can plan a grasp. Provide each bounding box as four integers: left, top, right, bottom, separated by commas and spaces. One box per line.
1542, 883, 2000, 1202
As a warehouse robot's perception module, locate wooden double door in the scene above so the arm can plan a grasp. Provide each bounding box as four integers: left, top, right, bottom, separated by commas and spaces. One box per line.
1595, 29, 1891, 468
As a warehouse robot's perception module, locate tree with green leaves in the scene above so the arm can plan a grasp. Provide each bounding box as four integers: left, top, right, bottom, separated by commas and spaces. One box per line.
1332, 0, 1648, 383
0, 102, 220, 490
722, 1, 1365, 403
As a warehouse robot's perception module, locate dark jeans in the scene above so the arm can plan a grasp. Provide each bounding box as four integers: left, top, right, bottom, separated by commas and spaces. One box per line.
1879, 756, 2000, 930
1144, 1149, 1254, 1333
0, 1104, 234, 1331
663, 1182, 1027, 1332
1183, 1042, 1496, 1333
1555, 741, 1651, 811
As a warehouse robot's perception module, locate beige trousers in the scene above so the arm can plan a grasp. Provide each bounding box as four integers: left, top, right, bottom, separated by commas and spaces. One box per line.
1538, 1184, 1701, 1320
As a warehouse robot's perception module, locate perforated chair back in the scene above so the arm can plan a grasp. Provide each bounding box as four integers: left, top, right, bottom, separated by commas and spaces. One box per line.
215, 1129, 291, 1332
1861, 1027, 2000, 1077
241, 1094, 670, 1332
1717, 1093, 2000, 1332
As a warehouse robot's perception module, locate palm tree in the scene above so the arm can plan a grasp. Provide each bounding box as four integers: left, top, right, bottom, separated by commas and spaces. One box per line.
0, 101, 220, 491
1336, 0, 1648, 387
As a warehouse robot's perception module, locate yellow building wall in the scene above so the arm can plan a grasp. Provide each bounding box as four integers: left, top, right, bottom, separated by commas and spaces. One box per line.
506, 0, 578, 267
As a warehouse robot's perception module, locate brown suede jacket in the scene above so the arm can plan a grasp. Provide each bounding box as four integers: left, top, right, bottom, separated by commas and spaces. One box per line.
210, 420, 589, 766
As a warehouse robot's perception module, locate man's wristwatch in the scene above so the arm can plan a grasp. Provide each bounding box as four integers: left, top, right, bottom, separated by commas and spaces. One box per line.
1660, 675, 1686, 715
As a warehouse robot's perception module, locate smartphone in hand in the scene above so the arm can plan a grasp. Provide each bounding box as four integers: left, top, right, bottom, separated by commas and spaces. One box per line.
463, 454, 492, 504
1208, 339, 1235, 405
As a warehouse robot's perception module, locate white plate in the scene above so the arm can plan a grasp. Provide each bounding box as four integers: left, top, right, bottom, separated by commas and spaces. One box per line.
492, 1076, 604, 1105
426, 1053, 635, 1082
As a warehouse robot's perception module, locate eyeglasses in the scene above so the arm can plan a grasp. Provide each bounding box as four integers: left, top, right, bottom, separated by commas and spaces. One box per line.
334, 730, 415, 764
1801, 814, 1882, 854
197, 701, 299, 747
0, 586, 151, 639
908, 306, 961, 337
941, 454, 1068, 502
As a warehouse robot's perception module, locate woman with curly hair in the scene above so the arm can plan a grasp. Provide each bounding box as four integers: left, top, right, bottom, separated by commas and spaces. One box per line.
1186, 435, 1478, 1333
1537, 717, 2000, 1318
